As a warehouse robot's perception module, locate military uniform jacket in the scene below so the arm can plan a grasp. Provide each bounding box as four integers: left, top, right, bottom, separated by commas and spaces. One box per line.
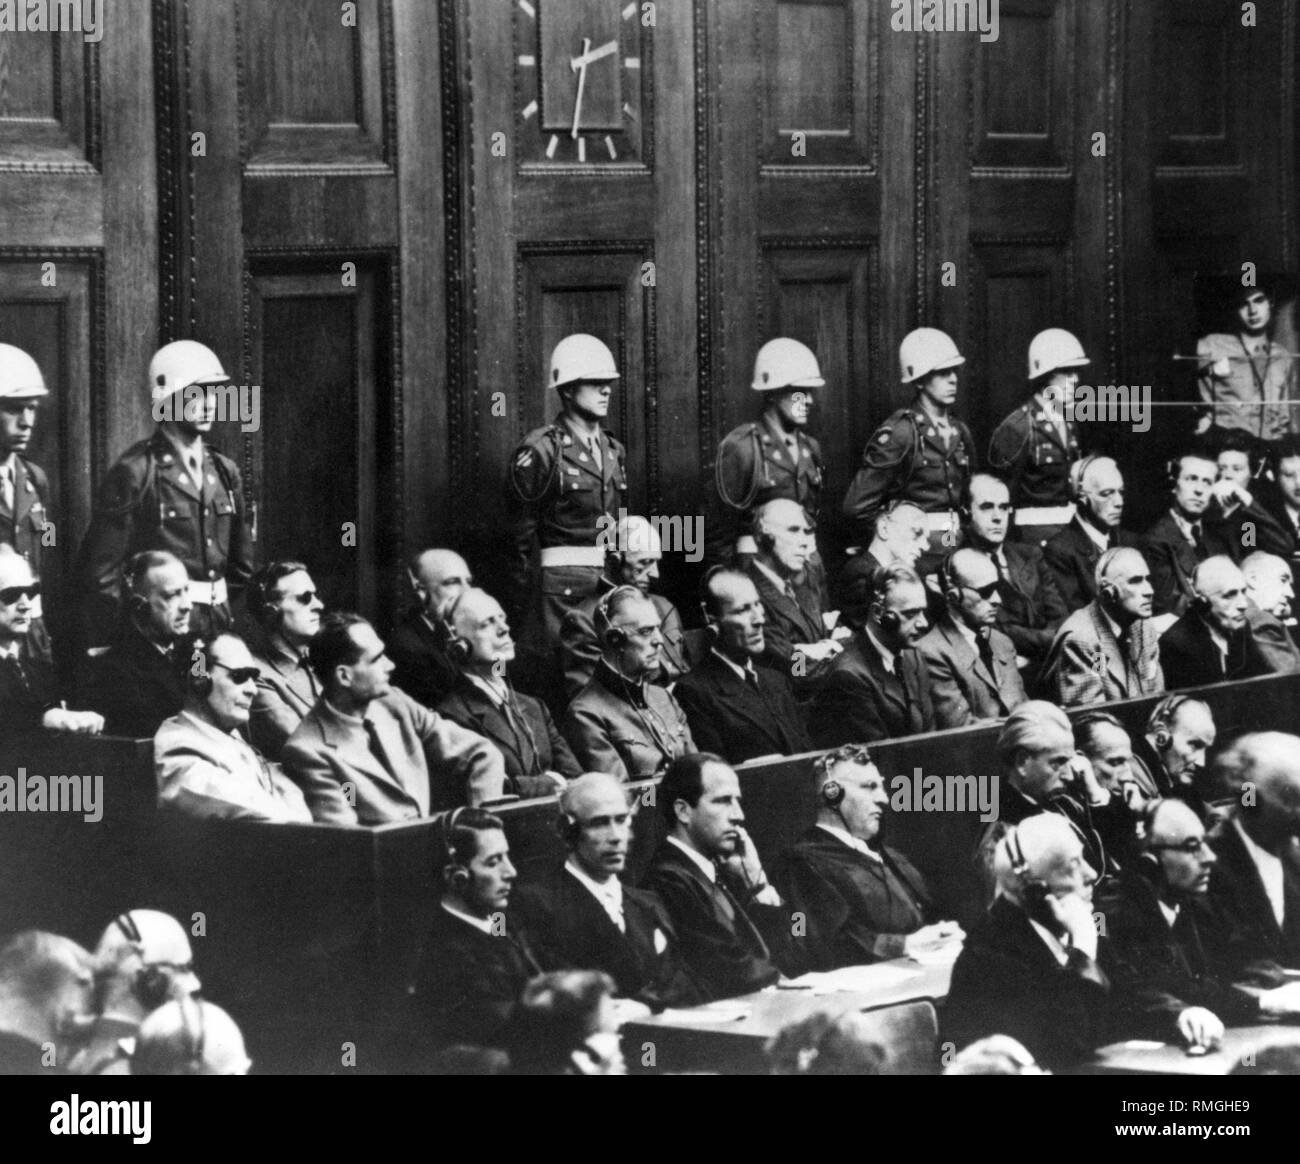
988, 400, 1080, 508
559, 580, 688, 700
561, 661, 695, 782
513, 864, 704, 1010
507, 413, 628, 589
77, 431, 254, 638
0, 454, 50, 580
715, 412, 824, 517
842, 404, 975, 536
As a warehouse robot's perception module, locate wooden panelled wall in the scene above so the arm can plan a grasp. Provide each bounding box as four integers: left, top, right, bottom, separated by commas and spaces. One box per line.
0, 0, 1295, 621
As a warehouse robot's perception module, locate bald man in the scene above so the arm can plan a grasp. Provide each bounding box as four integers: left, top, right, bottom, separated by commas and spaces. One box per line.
1205, 734, 1300, 981
1242, 551, 1300, 673
1158, 556, 1271, 689
389, 548, 473, 709
558, 515, 688, 700
1132, 695, 1217, 818
1098, 799, 1275, 1049
945, 815, 1111, 1073
436, 588, 579, 796
513, 773, 701, 1010
832, 500, 928, 630
1041, 547, 1165, 707
917, 548, 1026, 727
68, 910, 200, 1077
746, 498, 843, 692
1043, 456, 1137, 610
0, 930, 95, 1076
131, 999, 250, 1075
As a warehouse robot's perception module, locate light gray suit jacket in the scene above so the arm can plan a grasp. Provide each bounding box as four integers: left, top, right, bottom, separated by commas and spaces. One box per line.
916, 614, 1026, 728
1041, 602, 1165, 708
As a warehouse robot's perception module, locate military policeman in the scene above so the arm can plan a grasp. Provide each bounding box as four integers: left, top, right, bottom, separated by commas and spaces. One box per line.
77, 340, 254, 646
0, 345, 53, 608
713, 338, 825, 563
508, 334, 629, 650
988, 328, 1089, 525
842, 328, 976, 550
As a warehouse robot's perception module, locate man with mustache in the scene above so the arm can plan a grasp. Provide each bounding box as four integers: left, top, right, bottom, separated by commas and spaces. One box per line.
437, 587, 578, 796
154, 632, 310, 822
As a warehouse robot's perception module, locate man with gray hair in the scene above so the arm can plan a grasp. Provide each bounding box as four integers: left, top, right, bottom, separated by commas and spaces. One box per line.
559, 514, 688, 700
1241, 550, 1300, 672
0, 930, 95, 1075
1158, 556, 1272, 688
389, 548, 473, 710
1043, 455, 1136, 611
1204, 733, 1300, 981
945, 814, 1111, 1073
1041, 546, 1165, 707
832, 499, 928, 631
513, 771, 700, 1010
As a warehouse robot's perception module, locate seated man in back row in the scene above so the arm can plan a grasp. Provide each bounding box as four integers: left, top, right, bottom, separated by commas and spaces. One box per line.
1158, 556, 1272, 690
562, 586, 694, 781
775, 745, 962, 970
283, 611, 507, 822
155, 632, 311, 822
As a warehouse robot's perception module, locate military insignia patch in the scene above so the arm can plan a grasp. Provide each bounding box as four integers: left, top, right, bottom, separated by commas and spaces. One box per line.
515, 450, 534, 469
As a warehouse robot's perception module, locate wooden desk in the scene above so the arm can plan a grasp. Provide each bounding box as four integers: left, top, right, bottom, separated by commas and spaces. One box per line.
624, 958, 951, 1075
1083, 1025, 1300, 1075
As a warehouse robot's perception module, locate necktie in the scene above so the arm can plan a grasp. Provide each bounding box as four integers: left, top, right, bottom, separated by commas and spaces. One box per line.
4, 654, 30, 695
1191, 523, 1205, 556
977, 630, 996, 675
187, 453, 202, 487
744, 668, 761, 693
713, 873, 772, 961
363, 718, 391, 773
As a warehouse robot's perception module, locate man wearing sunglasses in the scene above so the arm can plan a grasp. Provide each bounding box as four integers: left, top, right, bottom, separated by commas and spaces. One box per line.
154, 632, 311, 822
917, 547, 1026, 728
1098, 799, 1300, 1049
0, 545, 102, 737
247, 560, 326, 760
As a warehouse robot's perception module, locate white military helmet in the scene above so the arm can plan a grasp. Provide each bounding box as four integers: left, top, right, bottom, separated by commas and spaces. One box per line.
899, 328, 965, 384
751, 338, 825, 391
148, 340, 229, 404
0, 344, 48, 399
548, 334, 619, 390
1028, 328, 1090, 380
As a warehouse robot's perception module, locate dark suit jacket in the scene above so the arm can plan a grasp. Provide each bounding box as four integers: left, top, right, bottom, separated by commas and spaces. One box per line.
1043, 517, 1137, 612
1244, 600, 1300, 674
916, 615, 1026, 728
1158, 606, 1271, 690
1205, 818, 1300, 982
989, 540, 1069, 659
513, 864, 703, 1010
438, 673, 581, 792
81, 622, 189, 739
942, 896, 1111, 1073
408, 905, 542, 1051
746, 562, 832, 689
0, 629, 59, 737
807, 631, 934, 747
1097, 865, 1257, 1042
775, 826, 935, 970
641, 840, 800, 1001
1140, 512, 1235, 617
389, 609, 459, 709
673, 651, 810, 764
832, 549, 885, 630
1206, 497, 1295, 562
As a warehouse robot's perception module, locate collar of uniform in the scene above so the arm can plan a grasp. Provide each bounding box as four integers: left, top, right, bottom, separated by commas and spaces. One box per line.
440, 900, 497, 935
155, 425, 204, 468
816, 822, 882, 863
761, 409, 800, 451
555, 411, 604, 450
594, 659, 649, 706
666, 834, 717, 882
175, 708, 254, 757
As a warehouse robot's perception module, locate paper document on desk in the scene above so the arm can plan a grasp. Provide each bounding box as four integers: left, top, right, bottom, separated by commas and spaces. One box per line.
786, 964, 920, 995
657, 1001, 753, 1024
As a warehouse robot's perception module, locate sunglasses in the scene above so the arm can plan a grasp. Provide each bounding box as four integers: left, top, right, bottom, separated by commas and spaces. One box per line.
211, 661, 261, 684
963, 580, 1001, 600
1149, 837, 1212, 855
0, 583, 40, 605
283, 590, 317, 606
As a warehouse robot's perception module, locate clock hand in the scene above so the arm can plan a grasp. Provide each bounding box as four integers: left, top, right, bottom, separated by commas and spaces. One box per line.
571, 38, 618, 71
571, 36, 590, 140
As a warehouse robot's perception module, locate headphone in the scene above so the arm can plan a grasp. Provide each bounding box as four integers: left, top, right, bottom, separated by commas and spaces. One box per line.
1149, 693, 1193, 749
437, 807, 472, 887
178, 994, 207, 1075
813, 745, 871, 809
442, 591, 471, 664
936, 553, 961, 605
1004, 827, 1050, 910
752, 512, 778, 555
1068, 454, 1101, 503
114, 912, 174, 1011
593, 584, 642, 647
558, 810, 583, 846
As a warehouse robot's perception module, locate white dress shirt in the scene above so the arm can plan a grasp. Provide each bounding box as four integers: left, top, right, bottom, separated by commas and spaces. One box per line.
565, 857, 625, 932
1235, 816, 1285, 927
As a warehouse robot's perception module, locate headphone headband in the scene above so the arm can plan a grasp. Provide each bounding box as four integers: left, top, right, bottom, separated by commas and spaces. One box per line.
179, 995, 206, 1072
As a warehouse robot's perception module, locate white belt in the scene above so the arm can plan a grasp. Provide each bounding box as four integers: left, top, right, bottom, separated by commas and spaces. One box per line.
1015, 504, 1075, 526
735, 535, 758, 555
188, 578, 229, 606
540, 546, 605, 569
